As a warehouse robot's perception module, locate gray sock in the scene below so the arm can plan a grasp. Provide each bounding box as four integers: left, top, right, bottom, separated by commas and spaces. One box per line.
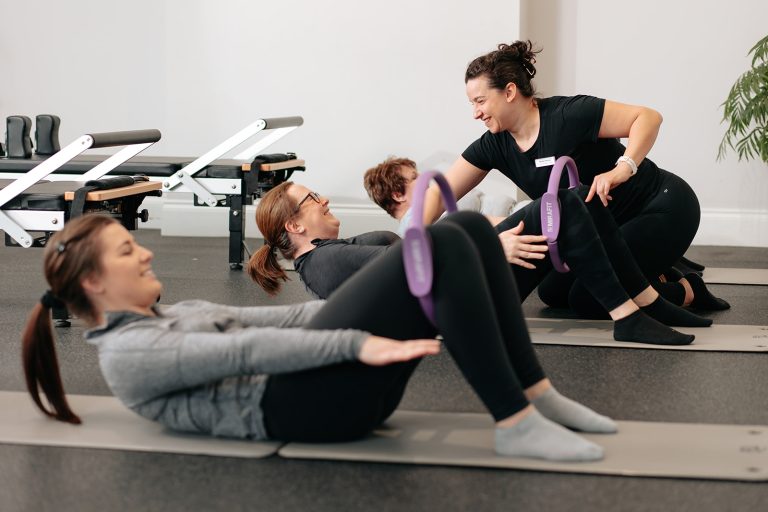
532, 388, 618, 433
495, 409, 604, 462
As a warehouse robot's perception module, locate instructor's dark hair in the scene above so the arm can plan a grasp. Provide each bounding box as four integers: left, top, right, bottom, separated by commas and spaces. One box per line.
465, 40, 541, 97
21, 214, 118, 425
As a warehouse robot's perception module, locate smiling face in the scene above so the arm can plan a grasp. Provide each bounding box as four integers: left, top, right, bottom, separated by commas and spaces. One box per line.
466, 75, 515, 133
286, 183, 341, 240
82, 223, 162, 316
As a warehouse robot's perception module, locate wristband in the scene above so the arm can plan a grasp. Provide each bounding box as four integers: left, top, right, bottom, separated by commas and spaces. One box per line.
616, 155, 638, 175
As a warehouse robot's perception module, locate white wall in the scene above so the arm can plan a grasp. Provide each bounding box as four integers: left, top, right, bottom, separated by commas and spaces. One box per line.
1, 0, 520, 203
521, 0, 768, 246
3, 0, 766, 245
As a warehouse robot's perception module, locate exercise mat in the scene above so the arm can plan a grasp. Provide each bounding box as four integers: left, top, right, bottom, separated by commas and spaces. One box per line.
0, 391, 280, 458
280, 410, 768, 481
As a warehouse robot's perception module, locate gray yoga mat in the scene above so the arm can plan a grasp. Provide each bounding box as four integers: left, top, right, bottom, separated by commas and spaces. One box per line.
702, 268, 768, 286
0, 391, 280, 458
526, 318, 768, 352
279, 410, 768, 481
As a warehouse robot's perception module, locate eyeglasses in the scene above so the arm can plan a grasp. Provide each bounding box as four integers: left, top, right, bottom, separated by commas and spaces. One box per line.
294, 191, 322, 213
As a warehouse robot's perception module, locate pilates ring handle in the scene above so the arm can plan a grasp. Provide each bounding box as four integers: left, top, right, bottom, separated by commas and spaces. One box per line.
403, 171, 458, 325
540, 156, 580, 273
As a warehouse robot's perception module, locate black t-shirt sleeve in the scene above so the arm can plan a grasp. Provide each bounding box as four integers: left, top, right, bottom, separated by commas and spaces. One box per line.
556, 95, 605, 143
461, 132, 497, 172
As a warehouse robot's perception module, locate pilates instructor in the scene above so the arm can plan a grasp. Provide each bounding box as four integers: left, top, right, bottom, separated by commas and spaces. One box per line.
422, 40, 729, 319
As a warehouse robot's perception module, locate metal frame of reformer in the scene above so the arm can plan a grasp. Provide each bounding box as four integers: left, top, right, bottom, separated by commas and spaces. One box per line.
0, 129, 162, 248
159, 116, 304, 269
0, 117, 305, 268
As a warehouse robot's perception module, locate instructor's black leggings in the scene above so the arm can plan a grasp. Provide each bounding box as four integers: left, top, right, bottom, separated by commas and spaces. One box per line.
494, 186, 650, 312
261, 212, 546, 443
538, 170, 700, 316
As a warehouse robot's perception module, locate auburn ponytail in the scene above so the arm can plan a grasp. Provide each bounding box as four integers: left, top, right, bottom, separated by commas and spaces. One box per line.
247, 243, 288, 295
21, 303, 81, 424
250, 182, 299, 295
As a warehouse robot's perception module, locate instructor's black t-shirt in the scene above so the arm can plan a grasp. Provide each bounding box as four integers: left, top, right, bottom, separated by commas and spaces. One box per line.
461, 95, 663, 223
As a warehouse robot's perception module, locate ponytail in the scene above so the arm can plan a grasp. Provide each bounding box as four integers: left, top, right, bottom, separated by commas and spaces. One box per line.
21, 214, 117, 425
247, 243, 289, 295
21, 302, 81, 424
250, 181, 300, 295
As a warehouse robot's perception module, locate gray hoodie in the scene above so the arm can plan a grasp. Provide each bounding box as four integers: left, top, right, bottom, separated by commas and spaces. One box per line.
85, 300, 368, 440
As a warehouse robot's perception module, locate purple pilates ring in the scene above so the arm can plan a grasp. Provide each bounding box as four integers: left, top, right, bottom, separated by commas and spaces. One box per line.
403, 171, 458, 325
541, 156, 581, 273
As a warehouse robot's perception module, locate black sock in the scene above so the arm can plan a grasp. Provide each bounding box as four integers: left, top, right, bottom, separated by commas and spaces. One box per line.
642, 295, 713, 327
663, 267, 684, 282
685, 272, 731, 311
613, 310, 695, 346
679, 256, 705, 272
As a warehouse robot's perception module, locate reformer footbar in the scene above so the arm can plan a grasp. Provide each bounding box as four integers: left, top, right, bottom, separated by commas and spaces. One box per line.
541, 155, 581, 273
403, 171, 458, 325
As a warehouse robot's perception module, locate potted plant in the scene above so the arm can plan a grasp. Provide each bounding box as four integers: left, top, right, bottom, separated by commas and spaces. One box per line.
718, 34, 768, 164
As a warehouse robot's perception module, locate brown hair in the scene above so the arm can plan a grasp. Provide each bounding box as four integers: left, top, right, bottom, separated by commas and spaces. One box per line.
465, 40, 541, 98
247, 181, 299, 295
363, 157, 417, 217
21, 214, 117, 424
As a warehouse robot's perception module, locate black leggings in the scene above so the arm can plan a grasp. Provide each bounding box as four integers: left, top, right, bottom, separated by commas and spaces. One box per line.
494, 186, 649, 311
261, 212, 546, 443
538, 170, 700, 315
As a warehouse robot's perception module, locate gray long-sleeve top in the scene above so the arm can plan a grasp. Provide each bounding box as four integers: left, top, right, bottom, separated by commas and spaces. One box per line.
85, 300, 369, 440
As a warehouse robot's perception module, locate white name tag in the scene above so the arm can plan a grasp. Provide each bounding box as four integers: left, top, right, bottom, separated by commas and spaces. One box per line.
535, 156, 556, 167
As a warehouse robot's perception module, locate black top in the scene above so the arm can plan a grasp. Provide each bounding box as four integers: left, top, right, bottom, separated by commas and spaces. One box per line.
462, 95, 663, 223
294, 231, 400, 299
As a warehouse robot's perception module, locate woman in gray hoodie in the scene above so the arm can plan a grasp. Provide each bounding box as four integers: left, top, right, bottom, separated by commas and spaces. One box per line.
23, 214, 614, 462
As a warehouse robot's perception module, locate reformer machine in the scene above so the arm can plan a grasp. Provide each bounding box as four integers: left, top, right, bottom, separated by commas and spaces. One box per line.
1, 115, 306, 269
0, 128, 163, 326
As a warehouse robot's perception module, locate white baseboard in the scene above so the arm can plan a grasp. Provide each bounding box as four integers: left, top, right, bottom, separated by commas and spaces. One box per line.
693, 208, 768, 247
143, 196, 768, 248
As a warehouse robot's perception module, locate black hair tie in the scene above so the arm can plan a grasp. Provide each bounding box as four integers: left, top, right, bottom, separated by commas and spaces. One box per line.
40, 290, 65, 310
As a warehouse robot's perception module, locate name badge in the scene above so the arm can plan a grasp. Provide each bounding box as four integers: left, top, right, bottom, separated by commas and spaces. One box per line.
535, 156, 556, 167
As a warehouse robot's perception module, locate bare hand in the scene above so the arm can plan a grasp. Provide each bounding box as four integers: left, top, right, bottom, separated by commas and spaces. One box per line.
585, 166, 631, 206
358, 336, 441, 366
498, 221, 548, 270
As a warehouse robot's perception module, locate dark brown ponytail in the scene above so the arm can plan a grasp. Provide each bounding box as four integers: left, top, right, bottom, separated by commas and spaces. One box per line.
22, 303, 81, 424
247, 181, 299, 295
21, 215, 117, 424
465, 39, 542, 97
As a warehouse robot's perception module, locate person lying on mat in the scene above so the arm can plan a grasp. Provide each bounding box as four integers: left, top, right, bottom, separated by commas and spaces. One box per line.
26, 215, 612, 463
419, 40, 728, 318
364, 157, 726, 320
249, 181, 705, 346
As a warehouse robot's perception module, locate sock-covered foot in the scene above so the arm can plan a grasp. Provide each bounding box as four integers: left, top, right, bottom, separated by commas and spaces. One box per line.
532, 388, 617, 433
495, 409, 604, 462
685, 272, 731, 311
642, 296, 713, 327
613, 310, 695, 345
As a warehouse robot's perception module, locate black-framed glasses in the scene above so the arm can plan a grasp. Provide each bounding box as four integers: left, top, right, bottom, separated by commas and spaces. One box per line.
294, 191, 322, 213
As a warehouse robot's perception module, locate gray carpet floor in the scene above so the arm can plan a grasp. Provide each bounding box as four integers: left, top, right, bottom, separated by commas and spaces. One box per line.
1, 230, 767, 512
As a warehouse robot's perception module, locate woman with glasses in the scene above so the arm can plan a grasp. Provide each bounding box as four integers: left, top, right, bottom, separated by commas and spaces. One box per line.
419, 40, 728, 318
250, 181, 708, 346
24, 214, 617, 463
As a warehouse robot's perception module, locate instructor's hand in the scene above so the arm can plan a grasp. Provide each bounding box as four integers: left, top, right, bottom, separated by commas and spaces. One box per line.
358, 336, 440, 366
498, 221, 548, 270
585, 166, 631, 206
